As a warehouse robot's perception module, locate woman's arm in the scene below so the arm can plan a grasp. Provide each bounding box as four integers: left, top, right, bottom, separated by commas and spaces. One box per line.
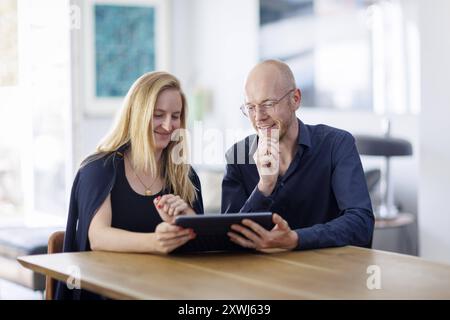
88, 195, 195, 254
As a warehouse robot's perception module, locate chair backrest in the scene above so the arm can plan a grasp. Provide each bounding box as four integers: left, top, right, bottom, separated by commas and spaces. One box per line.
45, 231, 65, 300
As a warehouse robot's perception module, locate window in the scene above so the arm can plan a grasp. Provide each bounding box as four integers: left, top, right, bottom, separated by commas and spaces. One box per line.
0, 0, 71, 226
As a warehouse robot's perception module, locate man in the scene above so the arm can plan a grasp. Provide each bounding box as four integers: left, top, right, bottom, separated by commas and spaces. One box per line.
222, 59, 374, 251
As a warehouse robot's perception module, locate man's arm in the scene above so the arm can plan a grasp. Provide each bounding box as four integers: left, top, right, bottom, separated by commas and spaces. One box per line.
295, 131, 375, 250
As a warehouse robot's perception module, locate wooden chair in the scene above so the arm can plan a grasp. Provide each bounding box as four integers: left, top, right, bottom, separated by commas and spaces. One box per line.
45, 231, 65, 300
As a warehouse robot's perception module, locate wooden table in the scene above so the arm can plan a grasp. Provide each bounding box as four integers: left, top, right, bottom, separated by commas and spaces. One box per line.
17, 246, 450, 299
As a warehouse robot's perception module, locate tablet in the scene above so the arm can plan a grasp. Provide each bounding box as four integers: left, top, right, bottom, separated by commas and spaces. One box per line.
173, 212, 274, 253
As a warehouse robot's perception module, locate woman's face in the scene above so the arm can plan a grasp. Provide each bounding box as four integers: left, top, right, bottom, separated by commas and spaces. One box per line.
152, 89, 183, 150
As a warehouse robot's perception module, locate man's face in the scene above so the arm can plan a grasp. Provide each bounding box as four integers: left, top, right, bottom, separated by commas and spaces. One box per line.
244, 72, 295, 140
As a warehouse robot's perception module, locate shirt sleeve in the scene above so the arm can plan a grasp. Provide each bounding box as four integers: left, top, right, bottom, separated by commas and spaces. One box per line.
295, 131, 375, 250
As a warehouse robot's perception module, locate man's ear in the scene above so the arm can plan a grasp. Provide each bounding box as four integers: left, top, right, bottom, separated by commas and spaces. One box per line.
291, 88, 301, 111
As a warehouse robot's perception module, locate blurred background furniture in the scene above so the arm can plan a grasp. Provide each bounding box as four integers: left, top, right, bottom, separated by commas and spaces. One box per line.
355, 121, 413, 219
0, 226, 62, 296
373, 212, 416, 254
355, 120, 417, 255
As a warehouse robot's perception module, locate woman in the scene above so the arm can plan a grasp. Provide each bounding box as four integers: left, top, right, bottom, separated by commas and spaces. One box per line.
56, 71, 203, 299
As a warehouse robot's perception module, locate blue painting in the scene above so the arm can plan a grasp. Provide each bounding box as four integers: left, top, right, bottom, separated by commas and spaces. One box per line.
95, 5, 155, 97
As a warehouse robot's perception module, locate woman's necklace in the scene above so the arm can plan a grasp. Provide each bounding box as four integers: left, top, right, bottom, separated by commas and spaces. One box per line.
126, 153, 158, 196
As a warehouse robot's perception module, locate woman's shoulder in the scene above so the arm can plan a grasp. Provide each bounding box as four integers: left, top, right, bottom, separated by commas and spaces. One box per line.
188, 165, 201, 185
78, 152, 119, 183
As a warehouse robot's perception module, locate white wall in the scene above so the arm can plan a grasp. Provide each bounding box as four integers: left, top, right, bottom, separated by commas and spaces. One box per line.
185, 0, 259, 136
418, 0, 450, 264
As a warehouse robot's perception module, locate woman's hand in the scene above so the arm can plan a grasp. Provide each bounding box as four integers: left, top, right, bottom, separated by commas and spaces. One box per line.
153, 194, 195, 223
153, 222, 196, 254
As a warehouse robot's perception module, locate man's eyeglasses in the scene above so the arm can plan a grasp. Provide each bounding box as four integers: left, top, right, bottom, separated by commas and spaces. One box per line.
240, 88, 296, 117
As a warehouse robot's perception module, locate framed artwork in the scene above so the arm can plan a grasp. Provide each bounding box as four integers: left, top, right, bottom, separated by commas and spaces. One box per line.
84, 0, 169, 116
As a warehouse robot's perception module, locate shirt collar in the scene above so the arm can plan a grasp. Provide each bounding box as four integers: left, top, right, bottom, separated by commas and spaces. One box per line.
298, 119, 312, 149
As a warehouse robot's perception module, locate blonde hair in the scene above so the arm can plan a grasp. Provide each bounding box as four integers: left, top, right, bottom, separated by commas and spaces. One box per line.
95, 71, 197, 205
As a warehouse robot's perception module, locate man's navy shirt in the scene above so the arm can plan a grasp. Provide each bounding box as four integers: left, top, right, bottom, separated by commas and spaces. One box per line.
221, 119, 374, 250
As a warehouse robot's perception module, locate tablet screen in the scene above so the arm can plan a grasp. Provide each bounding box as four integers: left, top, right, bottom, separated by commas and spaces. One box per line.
174, 212, 274, 235
173, 212, 274, 253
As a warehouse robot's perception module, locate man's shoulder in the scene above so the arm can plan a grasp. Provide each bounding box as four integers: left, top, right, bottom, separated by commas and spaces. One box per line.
307, 123, 354, 146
